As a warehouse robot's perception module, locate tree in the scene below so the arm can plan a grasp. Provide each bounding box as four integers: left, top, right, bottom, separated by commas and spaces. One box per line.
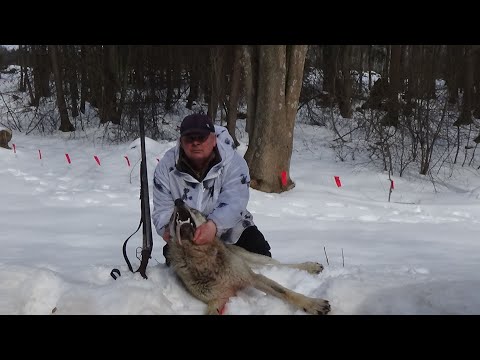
100, 45, 120, 124
337, 45, 353, 118
226, 45, 243, 147
454, 45, 474, 126
207, 46, 227, 121
244, 45, 308, 193
31, 45, 51, 107
64, 45, 79, 118
382, 44, 401, 127
79, 45, 88, 114
49, 45, 75, 132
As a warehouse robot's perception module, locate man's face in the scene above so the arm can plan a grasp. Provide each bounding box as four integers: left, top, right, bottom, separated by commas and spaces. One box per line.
180, 132, 216, 163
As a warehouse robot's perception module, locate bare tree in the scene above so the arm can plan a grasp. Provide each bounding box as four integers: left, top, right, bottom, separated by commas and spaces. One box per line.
244, 45, 308, 193
207, 46, 227, 121
337, 45, 353, 118
382, 44, 401, 126
64, 45, 79, 118
18, 45, 26, 92
225, 45, 243, 147
242, 45, 258, 137
49, 45, 75, 132
454, 45, 474, 126
79, 45, 88, 114
100, 45, 120, 124
31, 45, 51, 107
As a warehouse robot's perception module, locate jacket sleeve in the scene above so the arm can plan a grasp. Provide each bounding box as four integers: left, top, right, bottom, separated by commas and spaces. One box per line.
151, 151, 175, 236
207, 152, 250, 236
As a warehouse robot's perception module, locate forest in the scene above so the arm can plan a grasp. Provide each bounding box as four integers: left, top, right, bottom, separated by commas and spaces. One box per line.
1, 45, 479, 193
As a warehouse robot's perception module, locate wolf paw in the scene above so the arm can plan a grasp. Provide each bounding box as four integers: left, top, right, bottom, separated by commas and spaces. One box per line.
300, 261, 324, 274
303, 298, 331, 315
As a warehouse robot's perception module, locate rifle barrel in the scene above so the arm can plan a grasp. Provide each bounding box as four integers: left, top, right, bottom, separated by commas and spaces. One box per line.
138, 111, 153, 278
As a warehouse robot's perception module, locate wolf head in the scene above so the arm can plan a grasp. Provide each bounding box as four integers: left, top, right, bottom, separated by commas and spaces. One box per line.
169, 199, 208, 246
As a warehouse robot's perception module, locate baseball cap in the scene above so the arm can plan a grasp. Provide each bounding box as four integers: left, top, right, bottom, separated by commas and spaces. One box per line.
180, 114, 215, 137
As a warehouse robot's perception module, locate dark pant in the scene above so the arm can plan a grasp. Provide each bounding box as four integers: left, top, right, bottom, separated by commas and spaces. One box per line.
234, 226, 272, 257
163, 225, 271, 265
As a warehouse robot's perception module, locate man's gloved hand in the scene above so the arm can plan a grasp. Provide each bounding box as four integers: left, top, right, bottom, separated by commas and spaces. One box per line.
193, 220, 217, 245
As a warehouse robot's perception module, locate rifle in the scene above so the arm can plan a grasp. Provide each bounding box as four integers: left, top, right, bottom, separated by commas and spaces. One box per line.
111, 110, 153, 280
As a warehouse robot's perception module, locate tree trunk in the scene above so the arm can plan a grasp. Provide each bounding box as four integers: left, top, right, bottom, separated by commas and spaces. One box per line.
226, 45, 242, 147
207, 46, 225, 121
100, 45, 120, 125
186, 66, 199, 110
24, 71, 35, 106
79, 45, 87, 114
338, 45, 353, 118
454, 45, 474, 126
33, 45, 51, 101
165, 46, 174, 111
445, 45, 461, 104
87, 46, 100, 108
117, 45, 133, 120
323, 45, 338, 105
383, 44, 401, 126
245, 45, 308, 193
473, 49, 480, 119
65, 45, 79, 118
31, 45, 41, 107
186, 50, 200, 110
368, 45, 373, 90
49, 45, 75, 132
18, 45, 26, 92
242, 45, 258, 139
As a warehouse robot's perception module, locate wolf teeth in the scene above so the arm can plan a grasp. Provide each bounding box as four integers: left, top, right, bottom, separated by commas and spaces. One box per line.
176, 217, 191, 225
175, 217, 191, 247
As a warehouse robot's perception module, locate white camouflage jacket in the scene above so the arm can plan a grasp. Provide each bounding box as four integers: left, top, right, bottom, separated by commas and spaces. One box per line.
152, 125, 255, 244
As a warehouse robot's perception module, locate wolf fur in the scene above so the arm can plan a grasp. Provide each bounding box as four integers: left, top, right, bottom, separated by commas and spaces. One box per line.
166, 198, 331, 315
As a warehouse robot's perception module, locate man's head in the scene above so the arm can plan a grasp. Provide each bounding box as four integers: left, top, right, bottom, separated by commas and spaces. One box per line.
179, 114, 216, 167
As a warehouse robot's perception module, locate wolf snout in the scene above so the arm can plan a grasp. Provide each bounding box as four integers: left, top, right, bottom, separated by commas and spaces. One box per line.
174, 198, 184, 207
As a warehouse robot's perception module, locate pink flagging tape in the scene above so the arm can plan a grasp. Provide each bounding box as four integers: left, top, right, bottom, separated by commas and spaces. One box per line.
281, 170, 287, 187
11, 148, 401, 191
334, 176, 342, 187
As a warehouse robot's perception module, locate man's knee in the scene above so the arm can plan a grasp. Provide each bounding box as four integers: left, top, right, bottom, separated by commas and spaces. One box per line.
235, 226, 271, 257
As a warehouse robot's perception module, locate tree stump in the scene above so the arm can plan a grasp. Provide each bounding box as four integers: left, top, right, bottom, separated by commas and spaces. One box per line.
0, 128, 12, 149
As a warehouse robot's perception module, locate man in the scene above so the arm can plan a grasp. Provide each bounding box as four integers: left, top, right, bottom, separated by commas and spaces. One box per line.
152, 113, 271, 265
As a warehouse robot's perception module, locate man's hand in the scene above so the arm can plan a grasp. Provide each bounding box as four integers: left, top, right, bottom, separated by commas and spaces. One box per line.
193, 220, 217, 245
162, 226, 171, 242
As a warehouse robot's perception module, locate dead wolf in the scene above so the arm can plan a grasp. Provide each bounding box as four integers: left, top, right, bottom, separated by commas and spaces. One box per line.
166, 198, 331, 315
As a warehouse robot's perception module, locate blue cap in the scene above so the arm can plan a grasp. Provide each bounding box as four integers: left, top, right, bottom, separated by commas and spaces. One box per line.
180, 114, 215, 136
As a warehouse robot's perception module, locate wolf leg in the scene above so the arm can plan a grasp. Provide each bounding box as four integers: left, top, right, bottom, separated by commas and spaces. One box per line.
286, 262, 324, 274
227, 245, 323, 274
205, 296, 232, 315
252, 273, 331, 315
